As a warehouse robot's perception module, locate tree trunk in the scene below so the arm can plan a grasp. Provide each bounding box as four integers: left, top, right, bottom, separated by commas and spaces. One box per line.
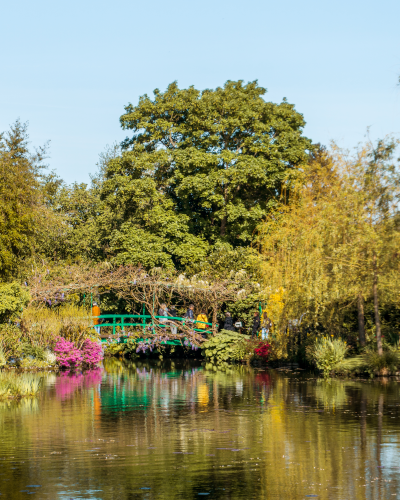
212, 300, 218, 336
220, 215, 227, 237
373, 252, 383, 355
220, 184, 228, 237
357, 292, 366, 347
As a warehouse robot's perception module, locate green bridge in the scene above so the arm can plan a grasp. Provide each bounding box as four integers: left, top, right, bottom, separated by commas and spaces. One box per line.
94, 314, 213, 345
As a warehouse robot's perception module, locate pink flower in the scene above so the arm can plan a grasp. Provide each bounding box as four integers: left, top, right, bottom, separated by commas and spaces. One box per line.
81, 339, 103, 367
54, 337, 83, 369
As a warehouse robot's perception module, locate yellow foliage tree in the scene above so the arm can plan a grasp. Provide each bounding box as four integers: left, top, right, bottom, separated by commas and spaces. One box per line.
258, 139, 400, 355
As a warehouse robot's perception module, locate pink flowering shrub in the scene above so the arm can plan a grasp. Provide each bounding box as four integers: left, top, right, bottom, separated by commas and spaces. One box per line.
81, 338, 103, 367
54, 337, 83, 369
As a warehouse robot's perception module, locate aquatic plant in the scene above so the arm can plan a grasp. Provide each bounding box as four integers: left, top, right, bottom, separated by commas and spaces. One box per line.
333, 348, 400, 376
332, 355, 365, 375
0, 373, 42, 398
20, 358, 49, 369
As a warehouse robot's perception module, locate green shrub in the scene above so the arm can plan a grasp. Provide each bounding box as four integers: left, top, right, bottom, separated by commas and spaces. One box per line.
21, 304, 94, 348
0, 282, 29, 322
332, 355, 366, 375
363, 349, 400, 375
202, 330, 249, 364
19, 358, 54, 369
0, 347, 6, 368
21, 343, 46, 361
0, 324, 23, 359
308, 336, 348, 377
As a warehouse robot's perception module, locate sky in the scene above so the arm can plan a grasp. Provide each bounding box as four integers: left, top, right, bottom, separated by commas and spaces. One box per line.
1, 0, 399, 185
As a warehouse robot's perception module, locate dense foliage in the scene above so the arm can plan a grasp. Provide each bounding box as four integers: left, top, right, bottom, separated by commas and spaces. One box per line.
259, 139, 400, 356
0, 80, 399, 375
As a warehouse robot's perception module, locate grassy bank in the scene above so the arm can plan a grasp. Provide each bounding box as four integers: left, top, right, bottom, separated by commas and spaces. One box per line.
0, 372, 42, 399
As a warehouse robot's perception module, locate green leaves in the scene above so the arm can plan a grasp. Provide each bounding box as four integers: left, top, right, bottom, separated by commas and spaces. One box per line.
120, 80, 312, 247
202, 330, 250, 364
0, 282, 29, 323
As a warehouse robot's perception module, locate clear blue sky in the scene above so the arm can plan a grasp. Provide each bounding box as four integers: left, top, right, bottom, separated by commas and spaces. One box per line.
1, 0, 399, 184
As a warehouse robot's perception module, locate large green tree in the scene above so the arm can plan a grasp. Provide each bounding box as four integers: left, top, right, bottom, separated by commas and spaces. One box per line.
118, 80, 312, 247
0, 121, 52, 279
98, 154, 209, 268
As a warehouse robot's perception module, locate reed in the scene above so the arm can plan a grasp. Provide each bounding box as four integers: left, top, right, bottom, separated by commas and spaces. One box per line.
0, 372, 43, 398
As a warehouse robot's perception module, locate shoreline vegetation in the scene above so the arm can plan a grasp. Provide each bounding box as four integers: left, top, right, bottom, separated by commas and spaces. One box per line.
1, 80, 399, 381
0, 372, 42, 399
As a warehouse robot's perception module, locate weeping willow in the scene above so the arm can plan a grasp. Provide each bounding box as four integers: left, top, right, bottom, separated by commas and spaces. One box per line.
258, 140, 400, 349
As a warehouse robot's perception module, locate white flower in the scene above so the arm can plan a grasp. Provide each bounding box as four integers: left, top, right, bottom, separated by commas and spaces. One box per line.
44, 350, 57, 365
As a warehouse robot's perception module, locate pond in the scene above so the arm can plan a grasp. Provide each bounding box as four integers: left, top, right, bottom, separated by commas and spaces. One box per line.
1, 360, 400, 499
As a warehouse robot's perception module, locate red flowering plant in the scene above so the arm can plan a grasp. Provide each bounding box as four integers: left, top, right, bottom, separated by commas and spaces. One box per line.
254, 341, 271, 361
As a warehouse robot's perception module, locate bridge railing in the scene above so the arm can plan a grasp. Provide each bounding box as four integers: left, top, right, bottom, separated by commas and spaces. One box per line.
93, 314, 213, 339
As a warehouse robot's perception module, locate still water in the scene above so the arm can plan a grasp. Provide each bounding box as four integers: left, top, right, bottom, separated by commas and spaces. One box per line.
1, 359, 400, 499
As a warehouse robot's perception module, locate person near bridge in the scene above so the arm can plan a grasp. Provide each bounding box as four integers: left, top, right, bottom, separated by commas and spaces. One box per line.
92, 302, 101, 334
252, 311, 260, 338
223, 312, 236, 332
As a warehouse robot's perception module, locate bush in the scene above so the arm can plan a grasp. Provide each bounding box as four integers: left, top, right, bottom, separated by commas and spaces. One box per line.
363, 349, 400, 375
0, 324, 23, 359
104, 341, 125, 357
308, 336, 348, 377
0, 282, 29, 323
254, 341, 271, 361
0, 347, 6, 368
81, 338, 103, 367
54, 337, 83, 369
333, 348, 400, 376
20, 304, 94, 349
21, 343, 46, 361
202, 330, 250, 364
44, 350, 57, 365
230, 338, 254, 362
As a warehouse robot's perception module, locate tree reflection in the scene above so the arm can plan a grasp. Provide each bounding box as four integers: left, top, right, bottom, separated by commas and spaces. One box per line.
0, 362, 400, 499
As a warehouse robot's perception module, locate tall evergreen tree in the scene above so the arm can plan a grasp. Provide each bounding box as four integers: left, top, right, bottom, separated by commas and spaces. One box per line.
0, 121, 43, 279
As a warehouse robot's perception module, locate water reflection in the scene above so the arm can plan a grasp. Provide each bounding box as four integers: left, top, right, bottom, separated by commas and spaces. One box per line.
0, 360, 400, 499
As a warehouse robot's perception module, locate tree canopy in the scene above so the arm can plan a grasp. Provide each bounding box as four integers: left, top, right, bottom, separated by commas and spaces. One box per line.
258, 138, 400, 352
117, 80, 311, 248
